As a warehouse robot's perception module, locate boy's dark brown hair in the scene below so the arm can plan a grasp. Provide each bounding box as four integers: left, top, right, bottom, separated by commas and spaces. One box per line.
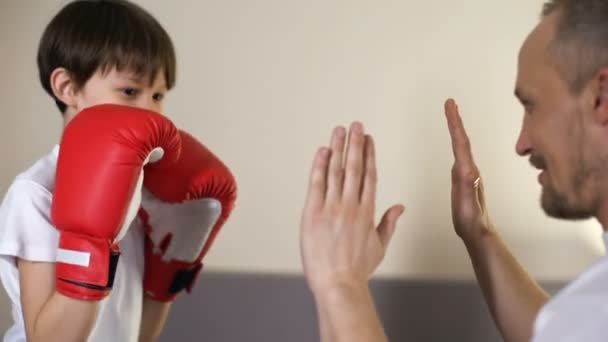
37, 0, 176, 113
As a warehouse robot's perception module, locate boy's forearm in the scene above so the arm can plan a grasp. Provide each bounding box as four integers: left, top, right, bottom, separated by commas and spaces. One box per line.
29, 292, 100, 342
139, 297, 172, 342
313, 282, 388, 342
463, 229, 549, 342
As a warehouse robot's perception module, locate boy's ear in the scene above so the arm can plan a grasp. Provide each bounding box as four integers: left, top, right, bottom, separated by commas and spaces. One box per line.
50, 67, 78, 108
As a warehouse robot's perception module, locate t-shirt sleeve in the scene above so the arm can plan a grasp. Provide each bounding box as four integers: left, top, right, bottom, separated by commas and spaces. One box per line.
0, 179, 58, 262
532, 292, 608, 342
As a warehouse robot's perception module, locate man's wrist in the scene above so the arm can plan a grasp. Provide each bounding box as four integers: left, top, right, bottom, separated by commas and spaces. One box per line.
460, 224, 502, 259
312, 278, 371, 307
460, 222, 496, 246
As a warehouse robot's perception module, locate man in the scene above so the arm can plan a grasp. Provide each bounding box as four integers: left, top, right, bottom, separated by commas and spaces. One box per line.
299, 1, 608, 341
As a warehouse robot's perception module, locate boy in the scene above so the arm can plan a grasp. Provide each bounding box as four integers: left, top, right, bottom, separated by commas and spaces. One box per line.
0, 1, 183, 341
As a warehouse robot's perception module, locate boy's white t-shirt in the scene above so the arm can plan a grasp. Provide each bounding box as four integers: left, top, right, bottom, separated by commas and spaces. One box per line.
0, 145, 145, 342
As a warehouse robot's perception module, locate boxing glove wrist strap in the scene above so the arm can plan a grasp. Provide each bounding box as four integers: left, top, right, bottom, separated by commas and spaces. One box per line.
55, 231, 121, 299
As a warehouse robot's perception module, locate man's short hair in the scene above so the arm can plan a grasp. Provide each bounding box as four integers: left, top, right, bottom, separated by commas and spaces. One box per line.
542, 0, 608, 94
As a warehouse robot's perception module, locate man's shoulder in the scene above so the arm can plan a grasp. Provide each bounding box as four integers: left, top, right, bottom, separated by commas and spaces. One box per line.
563, 254, 608, 295
532, 255, 608, 341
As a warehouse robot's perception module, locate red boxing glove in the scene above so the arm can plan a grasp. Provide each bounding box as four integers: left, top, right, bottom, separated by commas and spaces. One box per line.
139, 130, 237, 302
52, 104, 181, 301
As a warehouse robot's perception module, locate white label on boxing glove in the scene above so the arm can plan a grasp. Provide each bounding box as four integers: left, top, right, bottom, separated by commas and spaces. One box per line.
141, 189, 221, 262
56, 249, 91, 267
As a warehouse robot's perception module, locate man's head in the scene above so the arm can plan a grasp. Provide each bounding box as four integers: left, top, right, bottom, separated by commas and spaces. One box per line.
38, 0, 176, 121
515, 0, 608, 221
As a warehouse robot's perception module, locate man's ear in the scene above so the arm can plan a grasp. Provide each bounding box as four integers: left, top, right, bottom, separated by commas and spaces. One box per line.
593, 68, 608, 125
50, 67, 78, 108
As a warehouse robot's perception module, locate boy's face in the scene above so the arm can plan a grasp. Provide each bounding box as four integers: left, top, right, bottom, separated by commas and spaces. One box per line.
68, 67, 167, 119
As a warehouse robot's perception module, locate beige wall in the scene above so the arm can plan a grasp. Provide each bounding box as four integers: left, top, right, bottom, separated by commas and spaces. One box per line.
0, 0, 603, 289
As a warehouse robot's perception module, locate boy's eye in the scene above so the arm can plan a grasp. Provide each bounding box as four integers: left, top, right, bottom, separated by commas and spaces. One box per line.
122, 88, 138, 96
153, 93, 164, 102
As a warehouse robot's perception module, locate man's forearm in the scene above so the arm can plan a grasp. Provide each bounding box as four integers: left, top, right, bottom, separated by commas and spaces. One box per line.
313, 282, 387, 342
139, 297, 172, 342
464, 228, 549, 342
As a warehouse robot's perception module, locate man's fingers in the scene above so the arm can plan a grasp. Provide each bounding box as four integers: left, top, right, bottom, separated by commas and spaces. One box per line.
446, 98, 485, 208
451, 164, 483, 205
444, 99, 476, 167
377, 205, 405, 249
475, 175, 487, 213
304, 147, 331, 213
327, 126, 347, 202
361, 134, 377, 208
343, 122, 366, 202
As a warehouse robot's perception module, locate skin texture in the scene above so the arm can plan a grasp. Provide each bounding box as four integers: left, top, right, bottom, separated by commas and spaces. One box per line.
300, 122, 404, 342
